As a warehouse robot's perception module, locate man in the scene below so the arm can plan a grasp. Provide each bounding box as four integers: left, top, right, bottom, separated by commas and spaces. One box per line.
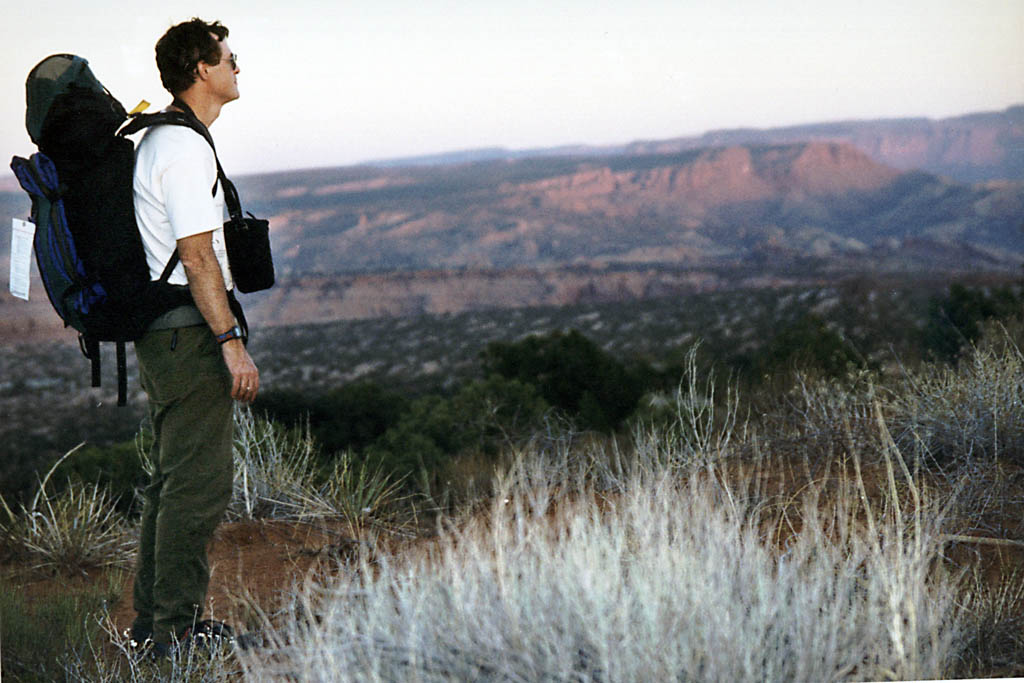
129, 17, 258, 656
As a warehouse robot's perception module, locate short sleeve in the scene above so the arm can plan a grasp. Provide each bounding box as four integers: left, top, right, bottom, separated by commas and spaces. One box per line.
162, 143, 223, 241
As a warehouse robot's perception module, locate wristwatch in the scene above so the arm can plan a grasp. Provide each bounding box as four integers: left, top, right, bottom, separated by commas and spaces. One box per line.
215, 325, 244, 345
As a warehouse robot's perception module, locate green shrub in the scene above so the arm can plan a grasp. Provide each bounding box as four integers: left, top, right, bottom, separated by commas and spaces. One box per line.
482, 329, 644, 432
922, 283, 1022, 364
367, 375, 548, 492
254, 382, 408, 457
733, 313, 864, 389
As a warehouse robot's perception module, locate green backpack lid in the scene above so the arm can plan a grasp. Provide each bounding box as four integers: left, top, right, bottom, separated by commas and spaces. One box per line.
25, 54, 105, 145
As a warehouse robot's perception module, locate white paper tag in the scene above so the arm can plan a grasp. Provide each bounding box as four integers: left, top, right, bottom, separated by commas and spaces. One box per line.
10, 218, 35, 301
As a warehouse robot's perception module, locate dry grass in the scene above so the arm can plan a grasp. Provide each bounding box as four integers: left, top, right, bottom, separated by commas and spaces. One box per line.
3, 325, 1022, 681
0, 445, 134, 576
240, 335, 1024, 681
229, 406, 407, 539
244, 444, 963, 681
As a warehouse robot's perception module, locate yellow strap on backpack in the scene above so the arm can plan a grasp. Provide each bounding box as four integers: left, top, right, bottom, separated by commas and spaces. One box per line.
128, 100, 150, 116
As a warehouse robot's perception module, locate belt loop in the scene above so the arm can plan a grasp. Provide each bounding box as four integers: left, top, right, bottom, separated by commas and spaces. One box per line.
170, 329, 178, 351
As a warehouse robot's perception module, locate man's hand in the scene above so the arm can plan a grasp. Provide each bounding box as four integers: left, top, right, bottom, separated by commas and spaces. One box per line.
221, 338, 259, 402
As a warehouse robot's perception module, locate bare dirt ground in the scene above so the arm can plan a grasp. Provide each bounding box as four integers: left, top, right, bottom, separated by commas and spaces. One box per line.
2, 518, 381, 644
107, 519, 373, 638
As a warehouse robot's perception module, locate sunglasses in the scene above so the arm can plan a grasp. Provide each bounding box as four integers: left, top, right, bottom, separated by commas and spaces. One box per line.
205, 53, 237, 70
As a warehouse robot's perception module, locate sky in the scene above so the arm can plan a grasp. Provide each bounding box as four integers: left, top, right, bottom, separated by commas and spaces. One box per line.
2, 0, 1022, 176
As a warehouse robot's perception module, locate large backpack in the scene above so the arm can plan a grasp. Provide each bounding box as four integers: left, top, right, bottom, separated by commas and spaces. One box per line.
10, 54, 201, 405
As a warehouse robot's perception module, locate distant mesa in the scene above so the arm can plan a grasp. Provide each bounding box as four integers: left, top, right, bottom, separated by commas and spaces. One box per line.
504, 142, 901, 211
232, 135, 1022, 277
1, 105, 1022, 340
366, 104, 1024, 184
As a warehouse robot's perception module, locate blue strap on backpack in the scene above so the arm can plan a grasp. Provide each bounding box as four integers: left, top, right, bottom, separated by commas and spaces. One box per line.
11, 153, 106, 331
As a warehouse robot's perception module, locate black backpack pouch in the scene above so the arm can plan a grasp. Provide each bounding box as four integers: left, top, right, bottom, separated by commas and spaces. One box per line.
219, 177, 275, 293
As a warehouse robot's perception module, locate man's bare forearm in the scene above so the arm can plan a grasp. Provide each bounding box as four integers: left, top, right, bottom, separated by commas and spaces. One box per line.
184, 254, 235, 334
177, 231, 259, 401
178, 233, 234, 334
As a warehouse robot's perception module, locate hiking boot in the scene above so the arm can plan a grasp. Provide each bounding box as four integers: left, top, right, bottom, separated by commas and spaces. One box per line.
188, 619, 236, 648
191, 620, 262, 651
123, 625, 153, 648
123, 626, 155, 660
144, 620, 247, 661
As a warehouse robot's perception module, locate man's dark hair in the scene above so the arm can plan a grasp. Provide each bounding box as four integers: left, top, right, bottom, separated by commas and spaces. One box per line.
155, 18, 230, 95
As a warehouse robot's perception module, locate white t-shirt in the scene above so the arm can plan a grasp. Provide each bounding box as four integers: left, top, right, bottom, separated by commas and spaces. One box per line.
133, 124, 234, 289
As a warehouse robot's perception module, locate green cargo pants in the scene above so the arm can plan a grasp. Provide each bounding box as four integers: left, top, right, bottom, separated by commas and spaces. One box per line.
131, 324, 234, 644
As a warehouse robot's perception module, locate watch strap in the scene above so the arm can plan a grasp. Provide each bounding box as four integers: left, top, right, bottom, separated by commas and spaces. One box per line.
216, 325, 243, 345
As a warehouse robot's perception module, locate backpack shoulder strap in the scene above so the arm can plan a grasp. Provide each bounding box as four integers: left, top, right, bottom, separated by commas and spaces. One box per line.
120, 105, 243, 219
119, 110, 218, 194
118, 110, 195, 139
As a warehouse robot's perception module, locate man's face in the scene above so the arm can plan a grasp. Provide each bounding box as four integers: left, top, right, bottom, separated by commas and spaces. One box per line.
205, 38, 240, 103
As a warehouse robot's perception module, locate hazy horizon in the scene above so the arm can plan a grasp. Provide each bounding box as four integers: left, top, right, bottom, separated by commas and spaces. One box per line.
2, 0, 1022, 176
260, 100, 1024, 174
